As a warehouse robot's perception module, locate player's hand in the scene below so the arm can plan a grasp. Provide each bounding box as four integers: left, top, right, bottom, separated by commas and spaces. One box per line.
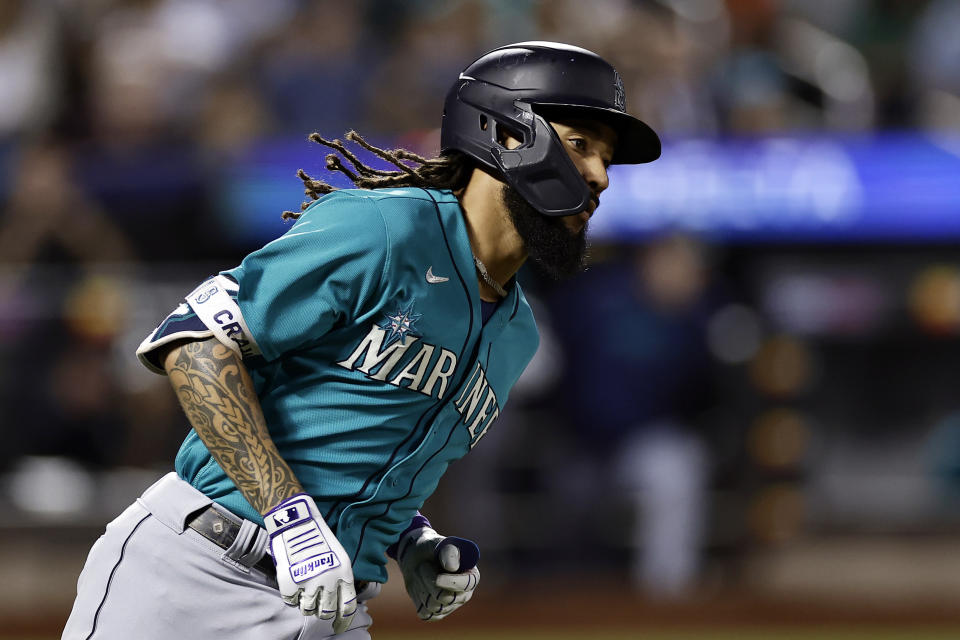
264, 494, 357, 634
396, 526, 480, 621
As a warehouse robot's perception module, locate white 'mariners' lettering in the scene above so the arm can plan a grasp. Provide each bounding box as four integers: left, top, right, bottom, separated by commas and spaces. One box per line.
467, 388, 498, 438
338, 326, 459, 400
453, 362, 482, 407
420, 348, 457, 399
336, 326, 418, 379
389, 344, 435, 391
455, 366, 488, 419
454, 363, 501, 447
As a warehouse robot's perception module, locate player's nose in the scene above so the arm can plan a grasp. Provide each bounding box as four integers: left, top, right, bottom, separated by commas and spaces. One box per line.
582, 156, 609, 195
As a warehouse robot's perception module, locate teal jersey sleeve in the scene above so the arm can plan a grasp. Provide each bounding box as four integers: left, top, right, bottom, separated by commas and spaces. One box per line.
224, 191, 391, 362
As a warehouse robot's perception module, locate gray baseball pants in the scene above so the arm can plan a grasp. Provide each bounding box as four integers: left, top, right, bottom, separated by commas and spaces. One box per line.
62, 473, 376, 639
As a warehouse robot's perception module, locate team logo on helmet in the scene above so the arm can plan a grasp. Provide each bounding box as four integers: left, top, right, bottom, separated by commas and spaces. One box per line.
613, 70, 626, 112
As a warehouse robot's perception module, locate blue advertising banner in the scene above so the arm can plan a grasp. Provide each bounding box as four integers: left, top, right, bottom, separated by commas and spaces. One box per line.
217, 132, 960, 245
592, 132, 960, 242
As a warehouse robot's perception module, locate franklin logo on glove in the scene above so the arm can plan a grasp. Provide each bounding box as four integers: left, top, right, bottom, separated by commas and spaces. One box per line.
292, 552, 339, 580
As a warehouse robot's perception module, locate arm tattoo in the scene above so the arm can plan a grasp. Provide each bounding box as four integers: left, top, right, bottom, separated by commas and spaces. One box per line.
165, 339, 301, 514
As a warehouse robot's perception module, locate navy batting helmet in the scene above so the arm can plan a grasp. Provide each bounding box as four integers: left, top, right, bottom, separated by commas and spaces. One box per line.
440, 41, 661, 217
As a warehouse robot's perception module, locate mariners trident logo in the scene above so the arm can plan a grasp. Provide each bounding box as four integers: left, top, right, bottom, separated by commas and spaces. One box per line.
378, 301, 422, 346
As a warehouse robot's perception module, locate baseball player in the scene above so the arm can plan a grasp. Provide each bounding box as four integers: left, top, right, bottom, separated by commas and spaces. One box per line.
62, 41, 660, 639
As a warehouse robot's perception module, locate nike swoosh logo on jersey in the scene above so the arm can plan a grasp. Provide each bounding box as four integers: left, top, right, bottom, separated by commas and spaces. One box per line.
426, 267, 449, 284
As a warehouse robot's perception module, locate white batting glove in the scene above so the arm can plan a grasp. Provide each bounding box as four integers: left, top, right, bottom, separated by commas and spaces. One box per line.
264, 494, 357, 634
396, 526, 480, 621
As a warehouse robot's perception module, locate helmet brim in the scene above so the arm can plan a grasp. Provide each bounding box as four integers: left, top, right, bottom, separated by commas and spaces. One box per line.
533, 103, 662, 165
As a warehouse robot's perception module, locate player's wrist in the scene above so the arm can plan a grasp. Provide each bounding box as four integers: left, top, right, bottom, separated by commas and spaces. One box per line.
387, 512, 433, 560
265, 492, 311, 513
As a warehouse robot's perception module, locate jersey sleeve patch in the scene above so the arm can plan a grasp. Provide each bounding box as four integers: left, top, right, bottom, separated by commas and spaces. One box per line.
136, 302, 214, 374
135, 275, 263, 375
184, 275, 263, 361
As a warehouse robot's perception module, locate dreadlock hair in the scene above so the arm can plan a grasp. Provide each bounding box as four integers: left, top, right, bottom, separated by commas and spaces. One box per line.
282, 131, 474, 220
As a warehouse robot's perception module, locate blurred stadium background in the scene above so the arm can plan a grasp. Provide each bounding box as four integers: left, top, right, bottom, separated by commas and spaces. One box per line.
2, 0, 960, 638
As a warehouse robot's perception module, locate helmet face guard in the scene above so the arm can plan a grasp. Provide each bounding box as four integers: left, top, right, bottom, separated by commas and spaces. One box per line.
441, 41, 661, 217
453, 81, 593, 216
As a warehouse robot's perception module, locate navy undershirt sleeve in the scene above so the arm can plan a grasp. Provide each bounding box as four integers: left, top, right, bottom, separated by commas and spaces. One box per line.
481, 299, 499, 325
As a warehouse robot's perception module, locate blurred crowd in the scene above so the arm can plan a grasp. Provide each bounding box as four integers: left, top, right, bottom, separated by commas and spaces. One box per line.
3, 0, 960, 601
4, 0, 960, 149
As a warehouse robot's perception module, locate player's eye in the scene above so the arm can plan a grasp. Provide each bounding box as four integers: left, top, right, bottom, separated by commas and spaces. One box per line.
569, 137, 587, 151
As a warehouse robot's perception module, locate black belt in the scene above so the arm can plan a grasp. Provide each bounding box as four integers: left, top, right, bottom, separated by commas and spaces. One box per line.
185, 505, 370, 592
186, 505, 276, 578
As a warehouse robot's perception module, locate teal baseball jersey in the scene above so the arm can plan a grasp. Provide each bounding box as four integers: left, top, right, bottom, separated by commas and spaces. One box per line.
137, 187, 540, 582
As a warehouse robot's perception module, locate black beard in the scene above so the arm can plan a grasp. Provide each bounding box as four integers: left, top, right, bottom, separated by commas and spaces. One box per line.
501, 184, 588, 280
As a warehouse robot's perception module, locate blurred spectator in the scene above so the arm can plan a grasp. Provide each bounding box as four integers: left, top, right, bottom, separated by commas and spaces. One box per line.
0, 2, 62, 141
78, 0, 291, 147
623, 3, 724, 137
364, 1, 489, 135
547, 236, 724, 597
844, 0, 926, 128
909, 0, 960, 131
83, 0, 208, 148
710, 0, 794, 133
540, 1, 724, 137
254, 1, 372, 138
35, 337, 127, 467
193, 75, 275, 160
702, 0, 877, 132
910, 0, 960, 98
0, 140, 139, 469
0, 141, 135, 268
